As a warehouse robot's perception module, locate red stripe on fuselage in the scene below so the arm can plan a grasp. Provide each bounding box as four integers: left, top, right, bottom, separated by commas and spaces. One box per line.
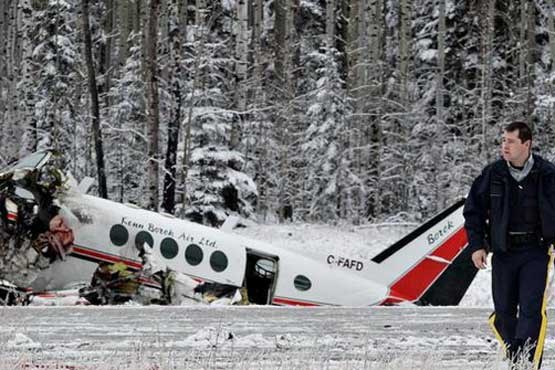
380, 227, 468, 305
70, 245, 205, 285
70, 245, 143, 270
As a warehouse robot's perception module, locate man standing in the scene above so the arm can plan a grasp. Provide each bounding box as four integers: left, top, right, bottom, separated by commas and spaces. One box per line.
464, 121, 555, 369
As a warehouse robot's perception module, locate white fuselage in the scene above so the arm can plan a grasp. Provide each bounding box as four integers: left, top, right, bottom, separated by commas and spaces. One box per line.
32, 190, 468, 307
55, 191, 390, 306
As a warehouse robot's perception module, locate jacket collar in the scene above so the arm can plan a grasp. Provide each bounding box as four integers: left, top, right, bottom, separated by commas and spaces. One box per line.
507, 154, 534, 182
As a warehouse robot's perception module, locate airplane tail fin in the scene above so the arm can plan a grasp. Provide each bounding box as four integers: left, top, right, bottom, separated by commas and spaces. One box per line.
373, 199, 477, 306
414, 238, 478, 306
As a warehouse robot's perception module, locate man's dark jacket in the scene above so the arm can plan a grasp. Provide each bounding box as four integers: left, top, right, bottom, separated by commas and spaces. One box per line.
463, 154, 555, 254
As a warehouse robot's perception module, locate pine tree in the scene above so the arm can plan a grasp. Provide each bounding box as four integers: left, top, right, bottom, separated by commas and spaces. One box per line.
301, 48, 350, 221
30, 0, 81, 170
180, 2, 257, 225
106, 35, 147, 205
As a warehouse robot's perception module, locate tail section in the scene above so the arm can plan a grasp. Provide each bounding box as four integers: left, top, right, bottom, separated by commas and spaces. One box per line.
415, 239, 478, 306
371, 199, 477, 306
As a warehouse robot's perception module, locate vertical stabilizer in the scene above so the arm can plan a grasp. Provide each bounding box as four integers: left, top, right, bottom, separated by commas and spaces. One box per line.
369, 199, 476, 305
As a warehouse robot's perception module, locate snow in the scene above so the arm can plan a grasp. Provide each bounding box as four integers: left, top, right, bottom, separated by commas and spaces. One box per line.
418, 48, 438, 63
460, 268, 493, 307
0, 306, 548, 369
7, 333, 42, 349
221, 0, 235, 11
300, 0, 323, 16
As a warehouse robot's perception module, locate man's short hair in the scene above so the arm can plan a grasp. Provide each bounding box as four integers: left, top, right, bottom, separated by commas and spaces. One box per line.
504, 121, 532, 143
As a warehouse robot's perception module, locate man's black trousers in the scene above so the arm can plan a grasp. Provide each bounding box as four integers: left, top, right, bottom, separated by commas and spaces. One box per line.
489, 246, 552, 369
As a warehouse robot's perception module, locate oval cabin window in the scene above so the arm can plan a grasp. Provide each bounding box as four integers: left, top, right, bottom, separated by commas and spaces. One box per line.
210, 251, 228, 272
185, 244, 203, 266
135, 231, 154, 250
160, 238, 179, 259
110, 224, 129, 247
294, 275, 312, 291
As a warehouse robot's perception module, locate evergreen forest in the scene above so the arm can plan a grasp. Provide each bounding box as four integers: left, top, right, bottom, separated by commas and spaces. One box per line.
1, 0, 555, 225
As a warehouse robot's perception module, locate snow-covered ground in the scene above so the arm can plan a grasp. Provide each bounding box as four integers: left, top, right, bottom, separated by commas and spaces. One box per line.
0, 305, 544, 370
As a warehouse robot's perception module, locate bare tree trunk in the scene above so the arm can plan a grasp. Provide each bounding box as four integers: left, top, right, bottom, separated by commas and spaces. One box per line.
131, 0, 145, 80
525, 1, 536, 128
133, 0, 141, 34
231, 0, 249, 149
0, 1, 5, 155
180, 0, 188, 35
0, 0, 13, 156
274, 0, 287, 84
252, 0, 263, 93
366, 0, 383, 220
196, 0, 205, 26
368, 0, 384, 96
162, 0, 184, 214
548, 0, 555, 71
146, 0, 161, 211
546, 0, 555, 149
480, 0, 495, 161
346, 0, 359, 94
82, 0, 108, 199
252, 0, 267, 219
118, 0, 130, 67
519, 1, 527, 86
436, 0, 445, 124
102, 0, 114, 107
140, 1, 148, 81
273, 0, 298, 222
340, 0, 360, 220
181, 5, 207, 211
15, 0, 36, 155
399, 0, 410, 107
326, 0, 335, 49
274, 0, 286, 221
354, 0, 369, 222
0, 0, 7, 90
160, 0, 170, 86
160, 0, 169, 44
71, 72, 83, 177
280, 0, 297, 222
2, 1, 20, 157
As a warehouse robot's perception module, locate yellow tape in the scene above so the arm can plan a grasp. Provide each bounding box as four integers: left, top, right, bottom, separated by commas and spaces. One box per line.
488, 312, 507, 357
532, 246, 554, 369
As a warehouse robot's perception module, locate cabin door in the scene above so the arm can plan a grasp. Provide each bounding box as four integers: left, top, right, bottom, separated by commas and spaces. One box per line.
244, 250, 279, 305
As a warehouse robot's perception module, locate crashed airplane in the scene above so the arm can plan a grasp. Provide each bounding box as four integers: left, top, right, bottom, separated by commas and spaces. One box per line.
0, 150, 478, 306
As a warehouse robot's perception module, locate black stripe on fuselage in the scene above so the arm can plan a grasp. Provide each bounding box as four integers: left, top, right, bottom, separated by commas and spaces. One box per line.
371, 198, 466, 264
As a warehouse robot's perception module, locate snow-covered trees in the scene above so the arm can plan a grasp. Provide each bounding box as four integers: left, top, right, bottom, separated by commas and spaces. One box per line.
82, 0, 108, 199
106, 35, 147, 205
27, 0, 81, 166
145, 0, 161, 211
2, 0, 555, 225
300, 49, 349, 222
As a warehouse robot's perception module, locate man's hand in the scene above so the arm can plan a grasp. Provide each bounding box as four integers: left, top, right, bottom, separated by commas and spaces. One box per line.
471, 249, 488, 269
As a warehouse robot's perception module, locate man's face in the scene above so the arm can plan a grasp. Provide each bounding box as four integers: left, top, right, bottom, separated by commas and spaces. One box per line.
501, 130, 530, 164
